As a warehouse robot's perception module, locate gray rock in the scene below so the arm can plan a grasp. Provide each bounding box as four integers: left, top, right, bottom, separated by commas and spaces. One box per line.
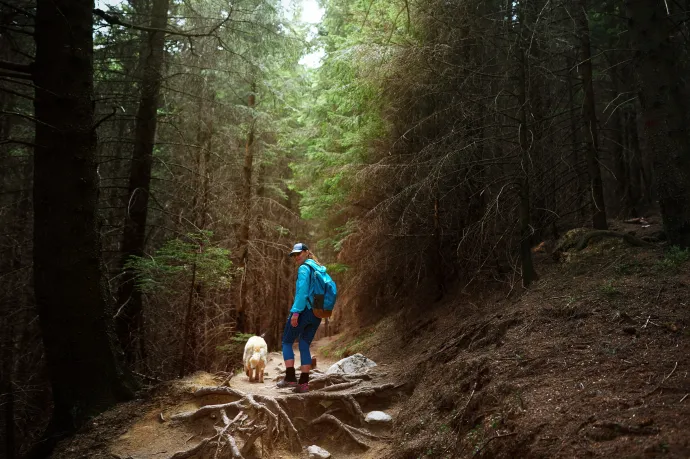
307, 445, 331, 458
365, 411, 392, 424
326, 353, 377, 375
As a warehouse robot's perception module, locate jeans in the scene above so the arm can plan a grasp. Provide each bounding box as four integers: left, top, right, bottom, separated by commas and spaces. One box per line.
281, 307, 321, 366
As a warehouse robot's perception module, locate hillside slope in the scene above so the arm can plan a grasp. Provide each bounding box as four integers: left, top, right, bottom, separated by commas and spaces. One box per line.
353, 228, 689, 458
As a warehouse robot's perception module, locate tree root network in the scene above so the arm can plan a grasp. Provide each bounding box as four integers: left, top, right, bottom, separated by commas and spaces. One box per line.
164, 381, 398, 458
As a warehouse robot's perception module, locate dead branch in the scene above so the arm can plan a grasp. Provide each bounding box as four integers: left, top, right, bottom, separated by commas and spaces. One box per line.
93, 8, 232, 39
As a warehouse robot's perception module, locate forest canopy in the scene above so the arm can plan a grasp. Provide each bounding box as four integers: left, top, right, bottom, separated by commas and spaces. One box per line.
1, 0, 689, 456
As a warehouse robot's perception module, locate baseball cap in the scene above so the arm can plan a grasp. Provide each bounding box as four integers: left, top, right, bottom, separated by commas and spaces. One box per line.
289, 242, 309, 256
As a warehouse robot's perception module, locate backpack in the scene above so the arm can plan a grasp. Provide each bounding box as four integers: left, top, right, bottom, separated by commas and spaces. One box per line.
304, 261, 337, 319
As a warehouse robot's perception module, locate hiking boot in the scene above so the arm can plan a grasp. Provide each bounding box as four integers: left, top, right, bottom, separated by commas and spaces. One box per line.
292, 382, 309, 393
276, 379, 298, 389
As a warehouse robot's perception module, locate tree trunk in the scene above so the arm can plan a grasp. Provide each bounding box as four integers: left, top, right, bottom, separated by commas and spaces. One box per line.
116, 0, 170, 361
237, 85, 256, 332
577, 0, 608, 229
567, 57, 585, 220
627, 0, 690, 246
1, 318, 15, 459
179, 256, 198, 378
32, 0, 133, 450
610, 91, 628, 216
625, 106, 643, 215
517, 47, 538, 287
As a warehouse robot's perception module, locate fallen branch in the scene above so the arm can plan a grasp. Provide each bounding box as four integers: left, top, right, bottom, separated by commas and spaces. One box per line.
452, 386, 476, 424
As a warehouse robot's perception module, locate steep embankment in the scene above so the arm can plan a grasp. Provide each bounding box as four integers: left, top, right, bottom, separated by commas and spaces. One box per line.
354, 223, 690, 458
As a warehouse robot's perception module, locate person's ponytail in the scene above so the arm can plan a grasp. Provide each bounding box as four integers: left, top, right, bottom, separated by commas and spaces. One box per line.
307, 251, 322, 266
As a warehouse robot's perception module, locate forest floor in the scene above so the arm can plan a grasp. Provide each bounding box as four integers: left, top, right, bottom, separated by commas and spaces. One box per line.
51, 337, 403, 459
51, 219, 690, 459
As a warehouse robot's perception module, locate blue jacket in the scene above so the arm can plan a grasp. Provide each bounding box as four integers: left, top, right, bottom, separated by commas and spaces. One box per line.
290, 259, 328, 313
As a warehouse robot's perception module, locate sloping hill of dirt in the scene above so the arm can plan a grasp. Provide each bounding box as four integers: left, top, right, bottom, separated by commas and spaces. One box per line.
355, 227, 690, 458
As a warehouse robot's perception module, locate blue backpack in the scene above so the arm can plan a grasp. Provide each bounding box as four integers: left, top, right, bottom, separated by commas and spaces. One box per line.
304, 261, 337, 319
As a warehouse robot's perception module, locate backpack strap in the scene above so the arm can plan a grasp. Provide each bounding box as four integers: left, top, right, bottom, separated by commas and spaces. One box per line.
302, 262, 316, 308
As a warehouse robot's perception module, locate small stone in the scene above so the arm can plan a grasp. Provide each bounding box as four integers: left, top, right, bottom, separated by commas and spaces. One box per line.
365, 411, 393, 424
307, 445, 331, 458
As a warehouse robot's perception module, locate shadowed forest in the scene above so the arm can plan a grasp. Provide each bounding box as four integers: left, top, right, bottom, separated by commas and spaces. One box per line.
1, 0, 689, 457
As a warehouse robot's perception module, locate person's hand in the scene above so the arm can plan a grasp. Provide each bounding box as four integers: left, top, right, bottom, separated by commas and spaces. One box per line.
291, 313, 299, 327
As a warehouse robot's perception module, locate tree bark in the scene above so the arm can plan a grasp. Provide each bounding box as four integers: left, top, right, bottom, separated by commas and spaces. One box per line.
566, 57, 585, 219
116, 0, 171, 362
32, 0, 133, 449
179, 254, 198, 377
237, 85, 256, 332
517, 47, 538, 287
577, 0, 608, 229
627, 0, 690, 246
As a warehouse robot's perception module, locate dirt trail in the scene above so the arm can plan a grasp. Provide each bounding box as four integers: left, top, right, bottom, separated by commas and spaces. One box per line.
55, 336, 402, 459
229, 338, 340, 397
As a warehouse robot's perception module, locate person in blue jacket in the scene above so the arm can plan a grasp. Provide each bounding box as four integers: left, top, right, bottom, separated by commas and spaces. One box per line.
277, 242, 324, 393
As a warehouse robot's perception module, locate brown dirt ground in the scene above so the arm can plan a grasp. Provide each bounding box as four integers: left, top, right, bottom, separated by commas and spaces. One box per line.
359, 223, 690, 458
51, 339, 400, 459
51, 220, 690, 459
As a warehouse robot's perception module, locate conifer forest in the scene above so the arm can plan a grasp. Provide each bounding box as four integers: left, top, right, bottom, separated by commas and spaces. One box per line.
1, 0, 690, 457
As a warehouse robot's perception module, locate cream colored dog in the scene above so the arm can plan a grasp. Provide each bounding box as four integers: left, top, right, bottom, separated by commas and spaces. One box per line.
243, 335, 267, 383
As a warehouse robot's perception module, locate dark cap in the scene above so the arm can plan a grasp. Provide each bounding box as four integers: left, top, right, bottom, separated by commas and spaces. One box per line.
289, 242, 309, 256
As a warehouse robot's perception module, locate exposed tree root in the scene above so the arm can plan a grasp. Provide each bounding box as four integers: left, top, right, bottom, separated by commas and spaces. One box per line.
574, 230, 654, 251
308, 372, 374, 389
168, 437, 212, 459
254, 395, 302, 451
316, 380, 362, 392
169, 381, 401, 457
309, 413, 381, 449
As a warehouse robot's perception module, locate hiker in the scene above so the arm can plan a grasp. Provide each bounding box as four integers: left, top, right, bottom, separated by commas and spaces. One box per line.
277, 242, 323, 393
